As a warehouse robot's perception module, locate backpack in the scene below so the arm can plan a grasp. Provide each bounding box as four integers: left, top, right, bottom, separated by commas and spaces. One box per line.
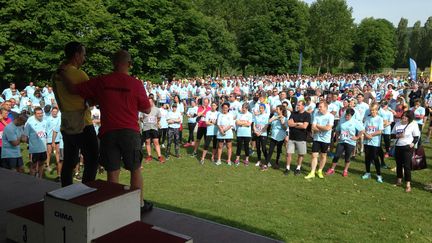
412, 146, 427, 170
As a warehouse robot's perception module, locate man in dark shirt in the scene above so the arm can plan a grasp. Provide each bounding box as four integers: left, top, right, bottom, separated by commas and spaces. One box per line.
285, 101, 311, 175
409, 84, 422, 107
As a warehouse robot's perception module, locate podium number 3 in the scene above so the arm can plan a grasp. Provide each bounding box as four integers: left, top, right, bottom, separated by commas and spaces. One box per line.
62, 226, 66, 243
22, 225, 27, 242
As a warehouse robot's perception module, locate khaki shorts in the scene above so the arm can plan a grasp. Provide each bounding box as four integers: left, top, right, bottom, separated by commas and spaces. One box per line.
287, 140, 307, 155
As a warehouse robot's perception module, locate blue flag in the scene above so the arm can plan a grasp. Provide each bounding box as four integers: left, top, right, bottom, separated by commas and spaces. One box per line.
409, 58, 417, 81
298, 50, 303, 75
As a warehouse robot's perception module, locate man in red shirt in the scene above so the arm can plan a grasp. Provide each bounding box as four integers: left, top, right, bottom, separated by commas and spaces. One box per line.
64, 50, 152, 212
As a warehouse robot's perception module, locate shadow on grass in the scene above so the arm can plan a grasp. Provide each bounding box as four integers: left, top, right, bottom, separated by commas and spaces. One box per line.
150, 201, 285, 242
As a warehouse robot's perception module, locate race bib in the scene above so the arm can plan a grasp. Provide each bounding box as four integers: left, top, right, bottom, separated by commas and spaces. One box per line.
396, 129, 404, 135
37, 131, 46, 138
256, 124, 264, 132
366, 126, 376, 134
341, 131, 350, 140
147, 116, 157, 124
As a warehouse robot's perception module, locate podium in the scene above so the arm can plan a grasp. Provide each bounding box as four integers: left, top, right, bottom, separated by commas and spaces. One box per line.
6, 180, 193, 243
6, 201, 44, 243
92, 221, 193, 243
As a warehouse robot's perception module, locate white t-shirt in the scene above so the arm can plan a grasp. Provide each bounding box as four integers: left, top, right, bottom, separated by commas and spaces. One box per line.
392, 121, 420, 146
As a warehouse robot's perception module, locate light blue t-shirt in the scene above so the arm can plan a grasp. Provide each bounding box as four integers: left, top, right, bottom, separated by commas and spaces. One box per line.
337, 119, 364, 146
412, 107, 426, 125
270, 114, 288, 141
236, 111, 253, 137
329, 101, 342, 120
216, 113, 235, 139
159, 108, 168, 129
167, 110, 182, 129
2, 89, 13, 100
45, 115, 61, 143
355, 102, 369, 121
363, 115, 383, 147
312, 112, 334, 143
205, 111, 219, 136
378, 108, 394, 135
2, 123, 23, 158
187, 106, 198, 123
24, 116, 47, 153
253, 113, 269, 137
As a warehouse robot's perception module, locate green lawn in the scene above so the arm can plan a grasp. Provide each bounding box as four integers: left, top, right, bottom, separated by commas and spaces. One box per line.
37, 130, 432, 242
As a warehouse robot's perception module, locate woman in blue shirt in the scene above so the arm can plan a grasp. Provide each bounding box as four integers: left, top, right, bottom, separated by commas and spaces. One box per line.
253, 104, 269, 167
263, 105, 288, 171
199, 102, 219, 164
377, 100, 393, 168
235, 103, 253, 166
326, 108, 364, 177
362, 103, 384, 183
216, 103, 235, 165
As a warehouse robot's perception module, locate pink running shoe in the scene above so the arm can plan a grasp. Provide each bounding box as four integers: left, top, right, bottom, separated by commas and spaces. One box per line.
342, 170, 348, 177
325, 168, 335, 175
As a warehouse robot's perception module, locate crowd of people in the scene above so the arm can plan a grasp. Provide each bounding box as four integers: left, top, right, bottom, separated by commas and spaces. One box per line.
0, 52, 431, 195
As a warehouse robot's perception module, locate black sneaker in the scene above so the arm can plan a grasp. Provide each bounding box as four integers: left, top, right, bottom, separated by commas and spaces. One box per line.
141, 200, 153, 213
294, 169, 301, 176
283, 169, 290, 176
54, 176, 61, 182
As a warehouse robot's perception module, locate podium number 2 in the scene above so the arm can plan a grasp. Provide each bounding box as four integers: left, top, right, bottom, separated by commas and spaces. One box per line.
22, 225, 27, 242
62, 226, 66, 243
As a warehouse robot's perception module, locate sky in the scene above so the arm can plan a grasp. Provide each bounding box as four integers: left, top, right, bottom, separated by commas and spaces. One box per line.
302, 0, 432, 27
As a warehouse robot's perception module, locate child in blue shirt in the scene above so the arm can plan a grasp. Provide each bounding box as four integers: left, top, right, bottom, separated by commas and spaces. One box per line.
1, 113, 28, 172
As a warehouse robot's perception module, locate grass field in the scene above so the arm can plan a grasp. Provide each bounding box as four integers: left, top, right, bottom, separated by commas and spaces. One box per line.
36, 129, 432, 242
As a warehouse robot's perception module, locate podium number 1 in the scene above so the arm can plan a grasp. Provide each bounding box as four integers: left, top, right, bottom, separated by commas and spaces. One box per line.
22, 225, 27, 242
62, 226, 66, 243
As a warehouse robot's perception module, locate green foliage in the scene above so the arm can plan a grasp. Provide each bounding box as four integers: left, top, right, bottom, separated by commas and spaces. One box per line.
393, 18, 409, 68
417, 17, 432, 69
353, 18, 396, 73
409, 21, 423, 63
309, 0, 354, 74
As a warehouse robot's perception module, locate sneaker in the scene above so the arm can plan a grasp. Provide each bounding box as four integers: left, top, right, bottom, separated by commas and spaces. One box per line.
377, 176, 383, 183
317, 170, 324, 179
141, 200, 153, 213
342, 170, 348, 177
362, 173, 371, 180
272, 163, 280, 170
244, 160, 249, 166
145, 156, 153, 163
304, 172, 315, 179
260, 165, 268, 171
199, 159, 205, 165
283, 169, 290, 176
227, 161, 232, 166
183, 143, 191, 148
158, 156, 165, 163
267, 162, 271, 167
215, 160, 222, 166
191, 152, 197, 157
325, 168, 335, 176
234, 159, 240, 166
381, 164, 390, 169
255, 161, 261, 167
294, 169, 301, 176
165, 155, 170, 160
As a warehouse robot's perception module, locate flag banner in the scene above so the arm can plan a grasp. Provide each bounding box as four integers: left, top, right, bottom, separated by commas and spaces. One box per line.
409, 58, 417, 81
429, 59, 432, 82
298, 50, 303, 75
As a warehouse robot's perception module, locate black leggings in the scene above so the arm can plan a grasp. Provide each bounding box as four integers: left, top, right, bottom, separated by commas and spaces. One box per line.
378, 134, 391, 165
364, 145, 381, 175
236, 137, 251, 157
395, 146, 413, 182
256, 136, 268, 161
187, 123, 196, 143
266, 139, 284, 165
203, 135, 217, 150
159, 128, 168, 145
332, 143, 355, 163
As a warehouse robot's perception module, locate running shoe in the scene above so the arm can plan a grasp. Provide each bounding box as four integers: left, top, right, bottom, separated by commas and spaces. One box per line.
255, 161, 261, 167
145, 156, 153, 163
342, 170, 348, 177
377, 175, 383, 183
304, 172, 315, 179
361, 173, 371, 180
244, 160, 249, 166
183, 143, 191, 148
158, 156, 165, 163
234, 159, 240, 166
283, 169, 290, 176
260, 165, 268, 171
199, 159, 205, 165
317, 170, 324, 179
227, 161, 232, 166
215, 160, 222, 166
325, 168, 335, 176
294, 169, 301, 176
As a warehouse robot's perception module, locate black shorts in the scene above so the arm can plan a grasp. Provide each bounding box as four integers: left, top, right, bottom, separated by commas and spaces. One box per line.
218, 139, 232, 143
312, 141, 330, 153
204, 135, 217, 150
197, 127, 207, 140
2, 157, 23, 169
47, 142, 60, 146
100, 129, 143, 172
142, 129, 159, 140
31, 152, 48, 163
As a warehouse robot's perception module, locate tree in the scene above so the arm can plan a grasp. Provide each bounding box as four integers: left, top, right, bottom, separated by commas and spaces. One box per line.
309, 0, 354, 74
393, 18, 409, 69
417, 17, 432, 70
409, 21, 423, 63
353, 18, 396, 73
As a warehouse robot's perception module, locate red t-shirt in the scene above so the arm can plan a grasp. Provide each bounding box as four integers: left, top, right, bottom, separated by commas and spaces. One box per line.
197, 105, 211, 128
0, 118, 12, 147
76, 72, 150, 137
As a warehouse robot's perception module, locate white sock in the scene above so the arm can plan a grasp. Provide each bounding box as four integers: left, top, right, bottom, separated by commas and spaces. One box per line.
296, 165, 301, 170
286, 165, 290, 170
